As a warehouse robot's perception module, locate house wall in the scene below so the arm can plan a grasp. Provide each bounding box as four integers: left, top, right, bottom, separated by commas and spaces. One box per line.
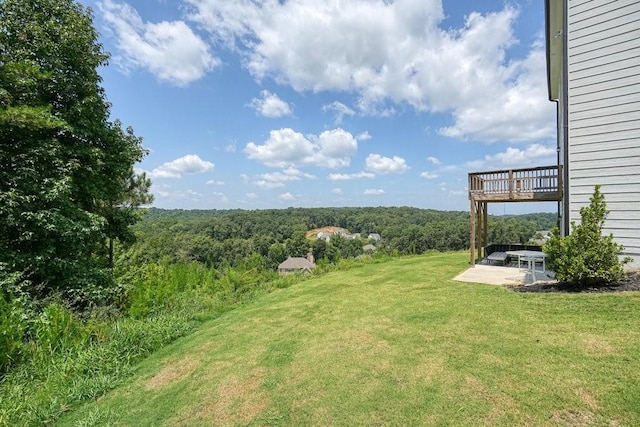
566, 0, 640, 268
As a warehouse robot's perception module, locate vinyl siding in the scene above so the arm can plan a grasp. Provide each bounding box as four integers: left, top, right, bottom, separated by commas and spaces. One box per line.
567, 0, 640, 267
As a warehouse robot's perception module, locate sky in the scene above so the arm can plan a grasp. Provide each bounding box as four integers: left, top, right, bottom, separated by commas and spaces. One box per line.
78, 0, 559, 214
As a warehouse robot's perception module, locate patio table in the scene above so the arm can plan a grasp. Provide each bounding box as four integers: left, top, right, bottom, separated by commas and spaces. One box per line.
506, 250, 547, 281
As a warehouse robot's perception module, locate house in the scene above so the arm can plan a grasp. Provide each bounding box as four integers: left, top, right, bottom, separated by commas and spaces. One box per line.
468, 1, 639, 268
316, 231, 331, 241
367, 233, 381, 242
278, 252, 316, 274
363, 244, 377, 253
546, 0, 640, 268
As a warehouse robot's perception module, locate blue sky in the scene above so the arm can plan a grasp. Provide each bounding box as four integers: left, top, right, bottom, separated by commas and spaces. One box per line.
79, 0, 559, 213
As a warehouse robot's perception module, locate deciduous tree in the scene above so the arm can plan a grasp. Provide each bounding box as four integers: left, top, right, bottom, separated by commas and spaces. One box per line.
0, 0, 151, 308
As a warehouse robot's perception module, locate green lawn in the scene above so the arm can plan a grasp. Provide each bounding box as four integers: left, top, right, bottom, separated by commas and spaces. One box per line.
60, 252, 640, 426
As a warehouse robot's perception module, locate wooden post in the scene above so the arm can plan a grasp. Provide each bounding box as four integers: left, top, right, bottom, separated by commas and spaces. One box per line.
482, 202, 489, 256
476, 202, 482, 259
508, 170, 514, 199
470, 198, 476, 266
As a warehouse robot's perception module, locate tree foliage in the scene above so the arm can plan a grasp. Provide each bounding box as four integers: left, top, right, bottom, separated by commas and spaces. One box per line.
543, 185, 630, 286
119, 207, 555, 271
0, 0, 151, 309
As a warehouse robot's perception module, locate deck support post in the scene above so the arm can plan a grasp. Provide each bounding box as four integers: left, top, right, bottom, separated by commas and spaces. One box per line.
476, 201, 482, 259
470, 197, 476, 267
482, 202, 488, 257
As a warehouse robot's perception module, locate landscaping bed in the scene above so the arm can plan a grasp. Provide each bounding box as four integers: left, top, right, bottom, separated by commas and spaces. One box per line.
511, 271, 640, 293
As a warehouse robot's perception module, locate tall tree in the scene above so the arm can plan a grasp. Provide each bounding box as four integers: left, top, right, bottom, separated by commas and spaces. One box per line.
0, 0, 151, 308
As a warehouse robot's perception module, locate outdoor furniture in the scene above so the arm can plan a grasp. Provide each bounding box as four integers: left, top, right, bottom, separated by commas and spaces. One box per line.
506, 250, 547, 281
486, 251, 509, 266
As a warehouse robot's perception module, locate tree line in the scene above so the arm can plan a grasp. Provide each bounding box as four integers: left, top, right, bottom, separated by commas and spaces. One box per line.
119, 207, 557, 271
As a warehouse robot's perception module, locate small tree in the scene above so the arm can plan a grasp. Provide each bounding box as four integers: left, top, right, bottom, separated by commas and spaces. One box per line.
544, 185, 630, 286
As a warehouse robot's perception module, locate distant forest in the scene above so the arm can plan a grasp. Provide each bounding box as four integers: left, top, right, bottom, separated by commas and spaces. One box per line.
121, 207, 558, 270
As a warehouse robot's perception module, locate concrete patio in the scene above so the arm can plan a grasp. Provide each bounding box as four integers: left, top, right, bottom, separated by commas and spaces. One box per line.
453, 264, 555, 286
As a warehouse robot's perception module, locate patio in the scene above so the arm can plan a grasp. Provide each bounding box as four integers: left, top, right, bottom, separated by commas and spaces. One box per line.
453, 260, 556, 286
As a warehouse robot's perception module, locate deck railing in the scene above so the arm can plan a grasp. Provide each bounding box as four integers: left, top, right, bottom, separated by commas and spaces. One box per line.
468, 165, 562, 202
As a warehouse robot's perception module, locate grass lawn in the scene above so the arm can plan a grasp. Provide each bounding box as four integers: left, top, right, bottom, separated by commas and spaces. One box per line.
59, 252, 640, 426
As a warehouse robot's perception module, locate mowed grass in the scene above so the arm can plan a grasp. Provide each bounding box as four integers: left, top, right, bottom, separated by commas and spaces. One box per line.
60, 252, 640, 426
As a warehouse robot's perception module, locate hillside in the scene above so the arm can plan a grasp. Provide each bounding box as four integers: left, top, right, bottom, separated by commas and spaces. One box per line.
60, 253, 640, 426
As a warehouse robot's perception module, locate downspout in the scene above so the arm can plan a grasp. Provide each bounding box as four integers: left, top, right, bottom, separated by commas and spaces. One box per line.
561, 0, 570, 237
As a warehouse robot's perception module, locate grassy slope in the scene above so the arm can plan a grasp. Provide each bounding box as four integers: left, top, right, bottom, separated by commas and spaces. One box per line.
60, 253, 640, 426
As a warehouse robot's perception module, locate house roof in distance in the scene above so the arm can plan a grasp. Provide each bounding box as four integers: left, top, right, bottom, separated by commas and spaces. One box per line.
278, 257, 315, 270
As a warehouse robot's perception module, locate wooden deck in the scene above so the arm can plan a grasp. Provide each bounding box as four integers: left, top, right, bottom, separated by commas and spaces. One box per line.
469, 165, 562, 203
468, 165, 562, 266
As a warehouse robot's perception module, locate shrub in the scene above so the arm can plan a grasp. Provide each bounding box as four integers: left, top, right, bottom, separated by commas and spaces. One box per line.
544, 185, 630, 286
0, 296, 26, 374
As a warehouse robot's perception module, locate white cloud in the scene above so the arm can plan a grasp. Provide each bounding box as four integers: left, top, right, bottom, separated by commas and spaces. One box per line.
468, 143, 556, 170
147, 154, 214, 179
244, 127, 358, 168
246, 192, 258, 199
98, 0, 218, 86
185, 0, 554, 142
322, 101, 355, 124
279, 192, 295, 201
327, 172, 375, 181
365, 154, 409, 175
427, 156, 441, 166
268, 169, 311, 181
331, 188, 343, 194
364, 189, 385, 195
356, 131, 372, 141
249, 167, 315, 189
438, 41, 555, 142
420, 172, 439, 179
489, 143, 556, 165
206, 180, 224, 185
255, 180, 285, 189
224, 144, 237, 153
254, 167, 315, 187
212, 191, 229, 203
248, 90, 293, 118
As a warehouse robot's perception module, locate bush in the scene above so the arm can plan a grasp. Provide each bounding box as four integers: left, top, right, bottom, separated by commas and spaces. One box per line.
544, 185, 630, 286
0, 296, 26, 374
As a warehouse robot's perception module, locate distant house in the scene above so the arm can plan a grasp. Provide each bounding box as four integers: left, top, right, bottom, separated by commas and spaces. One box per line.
278, 252, 316, 274
368, 233, 381, 242
317, 231, 331, 241
362, 244, 377, 253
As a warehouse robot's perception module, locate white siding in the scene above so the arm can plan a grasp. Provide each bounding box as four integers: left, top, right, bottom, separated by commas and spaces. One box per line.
567, 0, 640, 268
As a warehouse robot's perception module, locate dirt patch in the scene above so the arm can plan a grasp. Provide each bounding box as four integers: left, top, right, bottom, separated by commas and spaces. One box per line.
551, 408, 594, 426
575, 387, 598, 410
145, 357, 200, 390
582, 335, 614, 356
510, 271, 640, 293
191, 367, 269, 426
